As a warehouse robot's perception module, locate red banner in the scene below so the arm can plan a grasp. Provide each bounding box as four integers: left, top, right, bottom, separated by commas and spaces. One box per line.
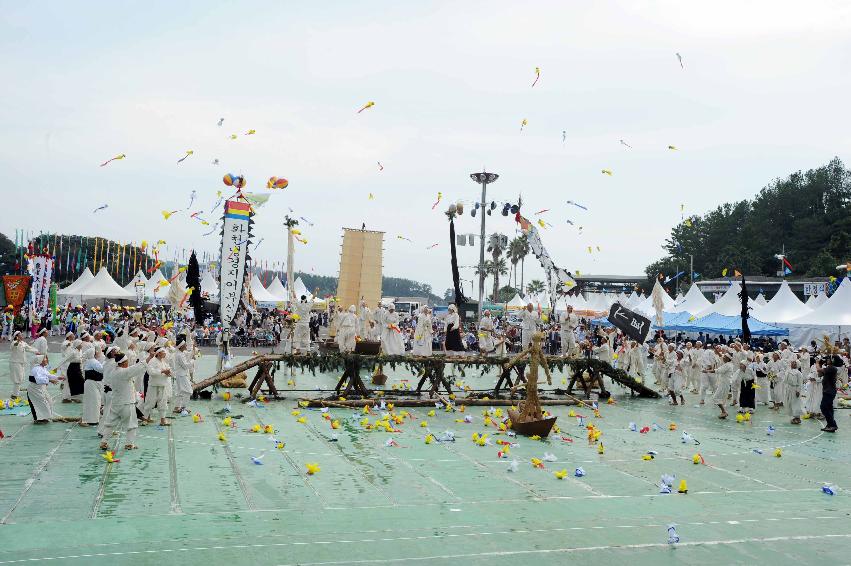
2, 275, 31, 315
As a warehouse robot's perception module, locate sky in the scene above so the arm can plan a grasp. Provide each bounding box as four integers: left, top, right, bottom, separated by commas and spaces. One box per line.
2, 1, 851, 296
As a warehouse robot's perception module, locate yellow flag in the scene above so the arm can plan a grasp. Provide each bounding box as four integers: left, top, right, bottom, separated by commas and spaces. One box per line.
721, 268, 728, 277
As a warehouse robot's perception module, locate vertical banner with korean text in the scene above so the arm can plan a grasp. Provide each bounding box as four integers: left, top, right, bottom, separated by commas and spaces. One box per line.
28, 255, 54, 318
219, 200, 252, 327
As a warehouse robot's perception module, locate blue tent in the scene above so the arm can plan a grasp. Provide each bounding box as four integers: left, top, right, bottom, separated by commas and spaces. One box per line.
667, 312, 788, 337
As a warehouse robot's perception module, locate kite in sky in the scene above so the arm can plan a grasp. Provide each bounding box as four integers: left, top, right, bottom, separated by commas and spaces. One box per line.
177, 150, 193, 164
210, 191, 224, 214
357, 101, 375, 113
562, 130, 567, 144
161, 210, 179, 220
245, 129, 256, 135
676, 53, 683, 69
99, 154, 125, 167
532, 67, 541, 87
253, 238, 265, 251
601, 169, 613, 176
534, 209, 549, 215
377, 161, 384, 171
201, 222, 219, 236
431, 192, 442, 210
396, 235, 412, 242
217, 118, 224, 126
299, 216, 314, 227
520, 118, 527, 132
186, 190, 197, 210
565, 219, 574, 225
426, 243, 439, 249
92, 204, 108, 213
211, 158, 219, 166
368, 192, 375, 200
619, 139, 632, 149
566, 200, 588, 210
229, 134, 237, 140
668, 145, 678, 151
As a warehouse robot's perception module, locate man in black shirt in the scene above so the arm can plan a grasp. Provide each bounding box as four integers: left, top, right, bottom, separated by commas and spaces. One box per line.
816, 356, 840, 432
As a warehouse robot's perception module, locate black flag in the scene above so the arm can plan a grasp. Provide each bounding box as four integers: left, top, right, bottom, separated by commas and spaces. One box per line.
607, 302, 652, 343
739, 275, 751, 343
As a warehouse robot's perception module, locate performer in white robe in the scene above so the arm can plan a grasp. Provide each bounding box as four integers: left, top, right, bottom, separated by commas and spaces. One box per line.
768, 352, 786, 409
62, 340, 85, 402
698, 345, 719, 405
559, 306, 578, 357
292, 296, 312, 352
143, 348, 172, 426
624, 341, 646, 382
100, 354, 147, 450
27, 356, 61, 423
668, 351, 686, 405
412, 307, 433, 356
9, 331, 38, 399
32, 327, 49, 357
519, 304, 539, 349
804, 362, 822, 417
709, 355, 734, 419
358, 300, 373, 338
97, 346, 120, 437
81, 351, 104, 427
443, 305, 465, 354
784, 360, 804, 424
380, 305, 405, 355
478, 310, 496, 355
337, 306, 359, 353
172, 341, 194, 413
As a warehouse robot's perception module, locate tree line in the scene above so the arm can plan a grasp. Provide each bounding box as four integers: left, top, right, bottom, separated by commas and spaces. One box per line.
644, 157, 851, 288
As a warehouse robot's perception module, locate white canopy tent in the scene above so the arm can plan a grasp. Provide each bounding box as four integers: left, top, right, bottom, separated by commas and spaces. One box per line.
75, 267, 135, 301
144, 269, 171, 305
123, 270, 148, 292
506, 293, 526, 309
754, 292, 768, 307
200, 271, 219, 299
694, 281, 743, 317
674, 292, 685, 304
751, 281, 811, 324
625, 292, 644, 309
292, 277, 313, 301
806, 292, 828, 309
787, 281, 851, 344
672, 284, 712, 314
57, 268, 95, 299
266, 277, 288, 302
249, 275, 280, 305
635, 285, 676, 316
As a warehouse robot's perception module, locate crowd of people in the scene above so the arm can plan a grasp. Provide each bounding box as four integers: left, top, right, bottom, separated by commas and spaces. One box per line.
4, 299, 847, 443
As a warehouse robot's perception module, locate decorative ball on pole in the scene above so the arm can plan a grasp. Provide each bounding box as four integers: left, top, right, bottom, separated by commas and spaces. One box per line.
470, 171, 499, 322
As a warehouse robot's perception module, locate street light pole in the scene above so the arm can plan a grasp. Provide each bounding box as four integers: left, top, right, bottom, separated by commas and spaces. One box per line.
470, 171, 499, 322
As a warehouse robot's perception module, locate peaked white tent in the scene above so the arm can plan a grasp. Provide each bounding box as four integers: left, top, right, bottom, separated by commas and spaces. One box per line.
694, 282, 743, 317
249, 275, 280, 304
625, 292, 643, 309
787, 280, 851, 344
58, 268, 95, 297
266, 277, 288, 302
293, 277, 313, 301
806, 292, 828, 309
674, 292, 685, 304
752, 281, 811, 324
76, 267, 135, 300
200, 271, 219, 298
754, 292, 768, 307
123, 270, 148, 292
145, 269, 171, 304
672, 284, 712, 314
635, 285, 676, 316
506, 293, 526, 309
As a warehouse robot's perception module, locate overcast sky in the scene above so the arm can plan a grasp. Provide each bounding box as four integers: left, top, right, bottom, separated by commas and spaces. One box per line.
2, 1, 851, 295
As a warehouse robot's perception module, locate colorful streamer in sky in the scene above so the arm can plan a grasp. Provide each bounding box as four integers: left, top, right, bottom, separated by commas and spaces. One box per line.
161, 210, 179, 220
532, 67, 541, 87
177, 150, 193, 164
566, 200, 588, 210
99, 154, 125, 167
520, 119, 527, 132
357, 101, 375, 113
92, 204, 108, 213
431, 192, 442, 210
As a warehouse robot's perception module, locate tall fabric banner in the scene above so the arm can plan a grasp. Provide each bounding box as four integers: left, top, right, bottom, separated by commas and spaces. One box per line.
515, 213, 576, 308
219, 199, 253, 327
49, 284, 59, 325
28, 255, 54, 318
2, 275, 31, 314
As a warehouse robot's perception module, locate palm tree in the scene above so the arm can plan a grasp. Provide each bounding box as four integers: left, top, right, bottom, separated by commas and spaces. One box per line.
474, 259, 494, 300
526, 279, 546, 298
489, 258, 509, 300
507, 236, 524, 288
486, 233, 508, 300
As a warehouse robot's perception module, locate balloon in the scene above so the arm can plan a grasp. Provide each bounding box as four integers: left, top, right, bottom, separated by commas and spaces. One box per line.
223, 173, 246, 188
267, 176, 288, 189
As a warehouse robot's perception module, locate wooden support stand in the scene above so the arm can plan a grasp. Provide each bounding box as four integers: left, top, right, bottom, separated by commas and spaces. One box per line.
415, 362, 453, 398
333, 357, 371, 398
493, 363, 526, 397
246, 361, 280, 400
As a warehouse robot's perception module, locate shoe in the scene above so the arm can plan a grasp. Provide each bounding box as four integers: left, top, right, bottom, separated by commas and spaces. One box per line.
821, 426, 837, 432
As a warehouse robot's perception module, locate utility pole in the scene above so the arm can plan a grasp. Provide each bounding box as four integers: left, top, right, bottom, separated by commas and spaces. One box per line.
470, 170, 499, 322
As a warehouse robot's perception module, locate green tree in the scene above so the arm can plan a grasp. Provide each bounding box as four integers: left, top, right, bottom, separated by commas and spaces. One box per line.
526, 279, 545, 297
486, 233, 508, 300
0, 232, 18, 275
